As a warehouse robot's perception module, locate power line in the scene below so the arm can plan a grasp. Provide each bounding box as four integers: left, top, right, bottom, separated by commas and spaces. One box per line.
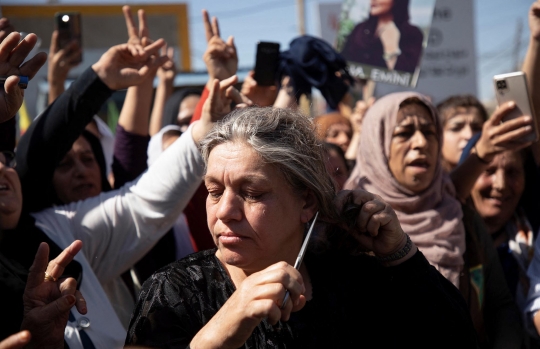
480, 46, 513, 66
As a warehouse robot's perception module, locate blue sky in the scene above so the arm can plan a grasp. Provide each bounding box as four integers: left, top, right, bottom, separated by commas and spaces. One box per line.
1, 0, 535, 101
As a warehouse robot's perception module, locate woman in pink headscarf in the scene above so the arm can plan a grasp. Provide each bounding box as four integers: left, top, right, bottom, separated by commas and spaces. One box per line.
345, 92, 524, 348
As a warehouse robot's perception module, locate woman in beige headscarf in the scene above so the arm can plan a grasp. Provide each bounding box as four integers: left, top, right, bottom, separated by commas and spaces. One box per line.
345, 91, 524, 348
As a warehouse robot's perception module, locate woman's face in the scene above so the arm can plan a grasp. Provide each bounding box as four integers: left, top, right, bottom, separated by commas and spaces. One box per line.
53, 136, 102, 204
470, 151, 525, 233
370, 0, 394, 17
388, 103, 439, 193
326, 123, 352, 153
177, 95, 200, 132
442, 107, 484, 169
205, 142, 313, 273
0, 153, 22, 229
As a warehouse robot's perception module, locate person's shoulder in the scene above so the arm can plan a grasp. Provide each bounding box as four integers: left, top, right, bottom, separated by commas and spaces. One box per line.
145, 249, 221, 290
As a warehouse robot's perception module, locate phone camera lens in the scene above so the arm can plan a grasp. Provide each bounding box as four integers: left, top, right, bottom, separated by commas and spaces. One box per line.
497, 80, 507, 90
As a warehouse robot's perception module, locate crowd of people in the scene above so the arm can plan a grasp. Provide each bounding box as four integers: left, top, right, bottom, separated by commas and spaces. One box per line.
2, 2, 540, 348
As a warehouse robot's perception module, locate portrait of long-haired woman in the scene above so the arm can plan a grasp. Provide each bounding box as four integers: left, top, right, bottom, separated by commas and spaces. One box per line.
341, 0, 424, 73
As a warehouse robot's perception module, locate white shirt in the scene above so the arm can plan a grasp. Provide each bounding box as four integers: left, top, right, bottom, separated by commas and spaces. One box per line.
31, 125, 204, 348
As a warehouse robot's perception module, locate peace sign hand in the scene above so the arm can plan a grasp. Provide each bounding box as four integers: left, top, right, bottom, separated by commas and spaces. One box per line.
202, 10, 238, 82
192, 75, 252, 144
123, 6, 150, 47
21, 241, 85, 349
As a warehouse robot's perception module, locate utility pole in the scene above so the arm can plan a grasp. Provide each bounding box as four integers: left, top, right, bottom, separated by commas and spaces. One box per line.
296, 0, 311, 115
513, 18, 523, 71
297, 0, 306, 35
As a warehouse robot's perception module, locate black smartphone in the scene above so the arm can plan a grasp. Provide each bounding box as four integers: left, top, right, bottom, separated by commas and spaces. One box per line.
493, 71, 539, 142
253, 41, 280, 86
54, 12, 82, 64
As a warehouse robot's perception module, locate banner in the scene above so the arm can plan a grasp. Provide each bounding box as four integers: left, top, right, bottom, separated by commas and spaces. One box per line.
374, 0, 478, 103
337, 0, 436, 87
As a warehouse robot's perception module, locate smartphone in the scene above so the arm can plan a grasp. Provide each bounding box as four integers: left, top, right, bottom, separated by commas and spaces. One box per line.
54, 12, 82, 64
493, 71, 538, 142
253, 42, 280, 86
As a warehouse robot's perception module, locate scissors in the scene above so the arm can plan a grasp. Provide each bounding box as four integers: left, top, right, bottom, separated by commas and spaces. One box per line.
280, 211, 319, 309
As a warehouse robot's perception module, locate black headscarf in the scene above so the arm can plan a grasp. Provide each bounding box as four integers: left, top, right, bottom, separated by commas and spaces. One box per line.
162, 88, 203, 128
34, 130, 112, 210
277, 35, 353, 109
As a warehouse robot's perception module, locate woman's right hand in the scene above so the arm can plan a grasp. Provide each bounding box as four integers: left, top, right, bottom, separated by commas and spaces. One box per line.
190, 262, 306, 349
202, 9, 238, 82
47, 30, 81, 84
0, 31, 46, 122
474, 102, 534, 163
529, 0, 540, 41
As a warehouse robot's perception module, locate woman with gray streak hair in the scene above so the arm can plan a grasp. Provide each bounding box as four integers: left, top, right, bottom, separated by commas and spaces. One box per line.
126, 106, 478, 348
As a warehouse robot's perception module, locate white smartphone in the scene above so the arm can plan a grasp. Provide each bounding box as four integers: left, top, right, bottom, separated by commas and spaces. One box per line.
493, 71, 538, 142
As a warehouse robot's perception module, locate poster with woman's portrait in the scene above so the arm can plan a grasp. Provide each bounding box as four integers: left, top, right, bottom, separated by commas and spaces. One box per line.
338, 0, 436, 87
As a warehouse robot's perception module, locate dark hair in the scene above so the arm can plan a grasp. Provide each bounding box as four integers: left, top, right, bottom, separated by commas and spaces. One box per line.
162, 88, 202, 128
367, 0, 410, 27
44, 131, 111, 208
436, 95, 488, 126
323, 142, 349, 173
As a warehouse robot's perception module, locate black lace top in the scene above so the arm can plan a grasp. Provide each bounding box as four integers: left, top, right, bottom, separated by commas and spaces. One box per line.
126, 249, 478, 348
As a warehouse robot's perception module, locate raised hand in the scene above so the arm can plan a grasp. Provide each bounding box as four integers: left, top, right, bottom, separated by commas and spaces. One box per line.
48, 31, 81, 82
91, 39, 168, 90
0, 18, 15, 44
156, 45, 176, 82
334, 190, 415, 264
529, 1, 540, 41
474, 102, 534, 163
123, 6, 150, 47
202, 10, 238, 82
122, 6, 165, 82
47, 30, 82, 104
350, 98, 374, 133
240, 71, 278, 107
0, 32, 47, 122
203, 75, 248, 120
21, 240, 85, 349
192, 75, 252, 143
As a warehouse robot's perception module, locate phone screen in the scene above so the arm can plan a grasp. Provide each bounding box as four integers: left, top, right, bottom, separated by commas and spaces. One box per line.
55, 12, 82, 64
253, 42, 280, 86
493, 72, 539, 143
